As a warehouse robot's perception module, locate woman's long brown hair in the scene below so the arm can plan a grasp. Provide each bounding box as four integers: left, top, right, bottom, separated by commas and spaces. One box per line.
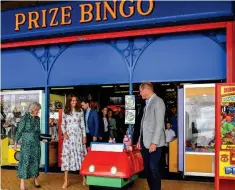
64, 94, 81, 115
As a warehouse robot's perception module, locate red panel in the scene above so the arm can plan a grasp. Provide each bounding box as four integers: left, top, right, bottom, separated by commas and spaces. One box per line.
226, 21, 235, 83
215, 83, 235, 190
215, 84, 222, 190
1, 21, 227, 49
219, 179, 235, 190
80, 147, 144, 178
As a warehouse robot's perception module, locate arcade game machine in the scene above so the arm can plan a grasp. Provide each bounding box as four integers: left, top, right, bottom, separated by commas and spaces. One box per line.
1, 104, 8, 166
1, 90, 44, 166
80, 95, 144, 190
184, 84, 216, 177
80, 143, 143, 190
215, 83, 235, 190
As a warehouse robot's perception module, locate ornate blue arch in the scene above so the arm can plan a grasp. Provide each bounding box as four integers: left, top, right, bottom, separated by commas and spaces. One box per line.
133, 33, 226, 83
48, 41, 129, 86
1, 48, 45, 89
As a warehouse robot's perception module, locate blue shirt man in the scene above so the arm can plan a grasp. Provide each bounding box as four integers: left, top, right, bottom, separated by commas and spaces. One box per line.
81, 100, 99, 147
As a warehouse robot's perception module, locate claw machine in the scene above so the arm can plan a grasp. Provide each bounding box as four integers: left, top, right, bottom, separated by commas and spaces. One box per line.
0, 90, 45, 167
184, 84, 216, 177
215, 83, 235, 190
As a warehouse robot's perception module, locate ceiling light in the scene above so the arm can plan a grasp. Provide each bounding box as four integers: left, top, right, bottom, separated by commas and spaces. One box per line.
101, 86, 113, 88
114, 91, 129, 94
51, 87, 74, 90
166, 89, 174, 92
2, 89, 24, 92
120, 85, 129, 88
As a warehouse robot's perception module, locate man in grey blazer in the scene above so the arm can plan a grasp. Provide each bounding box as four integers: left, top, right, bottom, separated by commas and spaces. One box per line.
137, 82, 166, 190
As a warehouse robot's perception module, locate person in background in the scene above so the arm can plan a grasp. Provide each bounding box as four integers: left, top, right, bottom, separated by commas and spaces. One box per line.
61, 94, 87, 188
164, 122, 176, 168
114, 106, 120, 119
6, 108, 22, 144
108, 109, 117, 139
170, 106, 178, 137
81, 99, 99, 147
116, 107, 127, 142
99, 107, 109, 142
1, 105, 7, 139
14, 102, 43, 190
137, 82, 166, 190
90, 101, 99, 112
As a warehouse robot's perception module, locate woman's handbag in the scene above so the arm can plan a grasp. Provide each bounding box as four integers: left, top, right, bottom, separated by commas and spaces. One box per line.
40, 134, 52, 142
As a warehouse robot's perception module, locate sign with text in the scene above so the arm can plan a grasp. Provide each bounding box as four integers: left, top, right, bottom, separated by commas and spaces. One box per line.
220, 85, 235, 150
2, 1, 234, 41
219, 151, 235, 177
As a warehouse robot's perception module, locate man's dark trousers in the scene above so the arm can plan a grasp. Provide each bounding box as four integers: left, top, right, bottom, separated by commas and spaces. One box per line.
141, 145, 162, 190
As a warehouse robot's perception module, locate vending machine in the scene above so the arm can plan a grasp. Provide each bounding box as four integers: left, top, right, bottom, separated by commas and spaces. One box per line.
215, 83, 235, 190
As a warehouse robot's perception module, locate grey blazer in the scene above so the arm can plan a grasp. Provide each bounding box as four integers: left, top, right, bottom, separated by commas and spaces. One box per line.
140, 94, 166, 148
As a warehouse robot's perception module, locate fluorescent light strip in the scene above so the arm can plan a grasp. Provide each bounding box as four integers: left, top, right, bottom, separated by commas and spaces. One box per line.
101, 86, 113, 88
120, 85, 129, 87
114, 91, 129, 93
2, 89, 24, 91
114, 90, 139, 94
51, 87, 74, 90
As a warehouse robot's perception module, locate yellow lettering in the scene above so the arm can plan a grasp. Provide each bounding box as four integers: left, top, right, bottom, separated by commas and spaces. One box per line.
28, 11, 40, 30
15, 13, 26, 31
15, 1, 155, 31
137, 0, 154, 16
80, 4, 93, 23
119, 0, 134, 18
103, 0, 117, 21
61, 6, 72, 25
49, 8, 59, 27
95, 2, 102, 21
41, 9, 47, 28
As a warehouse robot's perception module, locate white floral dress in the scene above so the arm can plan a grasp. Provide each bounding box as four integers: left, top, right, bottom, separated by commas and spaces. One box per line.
61, 110, 87, 171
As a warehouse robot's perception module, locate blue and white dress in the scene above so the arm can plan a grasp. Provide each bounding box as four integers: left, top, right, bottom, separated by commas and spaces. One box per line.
61, 109, 87, 171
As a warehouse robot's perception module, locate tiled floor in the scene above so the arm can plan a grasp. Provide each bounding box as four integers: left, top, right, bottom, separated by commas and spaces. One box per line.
1, 170, 214, 190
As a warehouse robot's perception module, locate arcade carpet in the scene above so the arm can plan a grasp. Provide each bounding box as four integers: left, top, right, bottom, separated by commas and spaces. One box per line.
1, 170, 214, 190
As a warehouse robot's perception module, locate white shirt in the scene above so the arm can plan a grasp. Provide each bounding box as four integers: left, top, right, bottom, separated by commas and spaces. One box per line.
165, 129, 176, 146
145, 93, 155, 108
85, 108, 91, 133
103, 117, 108, 132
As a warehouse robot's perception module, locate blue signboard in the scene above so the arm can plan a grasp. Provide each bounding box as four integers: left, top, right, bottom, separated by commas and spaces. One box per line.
1, 1, 234, 41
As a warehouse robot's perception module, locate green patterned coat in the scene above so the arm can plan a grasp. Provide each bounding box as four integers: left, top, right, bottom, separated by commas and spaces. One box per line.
15, 113, 41, 179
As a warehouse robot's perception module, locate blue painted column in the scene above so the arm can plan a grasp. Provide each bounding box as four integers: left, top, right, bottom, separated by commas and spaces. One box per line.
127, 38, 155, 139
44, 86, 50, 173
44, 47, 50, 173
25, 46, 51, 172
128, 74, 133, 138
128, 85, 133, 140
128, 40, 134, 138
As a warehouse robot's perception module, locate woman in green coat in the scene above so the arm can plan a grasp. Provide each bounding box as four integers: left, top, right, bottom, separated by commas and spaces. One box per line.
14, 102, 42, 190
